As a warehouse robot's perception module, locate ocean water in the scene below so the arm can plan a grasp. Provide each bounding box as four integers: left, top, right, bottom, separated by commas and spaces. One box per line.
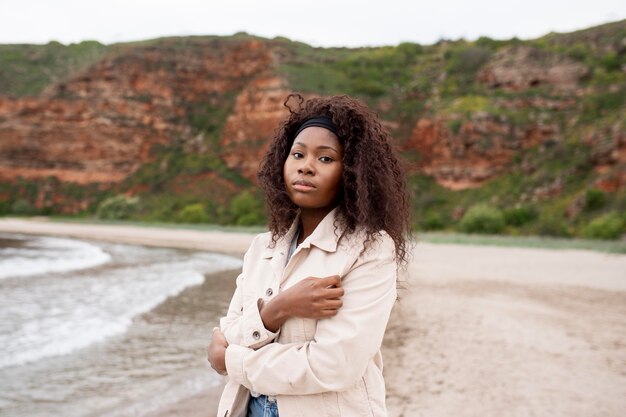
0, 233, 242, 417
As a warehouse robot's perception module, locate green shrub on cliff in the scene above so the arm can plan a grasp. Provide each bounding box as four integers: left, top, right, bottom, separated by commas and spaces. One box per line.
177, 203, 209, 223
601, 52, 622, 72
565, 43, 591, 62
580, 88, 626, 123
582, 212, 625, 240
445, 45, 492, 76
444, 95, 493, 116
11, 199, 36, 216
459, 204, 505, 234
535, 210, 571, 237
422, 211, 448, 231
228, 190, 265, 226
503, 205, 538, 226
96, 195, 140, 220
0, 200, 10, 215
584, 188, 607, 211
443, 45, 493, 93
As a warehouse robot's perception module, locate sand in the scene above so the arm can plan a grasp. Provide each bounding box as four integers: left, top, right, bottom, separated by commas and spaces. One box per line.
1, 217, 625, 417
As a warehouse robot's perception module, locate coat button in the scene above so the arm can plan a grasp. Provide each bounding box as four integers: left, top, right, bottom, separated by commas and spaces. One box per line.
266, 288, 273, 297
252, 331, 260, 340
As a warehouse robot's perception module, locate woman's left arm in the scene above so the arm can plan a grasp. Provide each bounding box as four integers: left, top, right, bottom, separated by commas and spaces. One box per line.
223, 234, 398, 395
219, 234, 280, 348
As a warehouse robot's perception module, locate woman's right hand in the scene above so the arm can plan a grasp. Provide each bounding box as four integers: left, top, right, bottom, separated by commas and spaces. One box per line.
279, 275, 345, 319
260, 275, 344, 332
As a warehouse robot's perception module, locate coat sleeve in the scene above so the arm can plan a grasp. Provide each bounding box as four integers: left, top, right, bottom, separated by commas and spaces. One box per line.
224, 234, 398, 395
219, 234, 279, 350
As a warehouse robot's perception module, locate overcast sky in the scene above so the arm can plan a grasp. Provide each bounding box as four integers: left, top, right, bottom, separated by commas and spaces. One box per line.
1, 0, 624, 47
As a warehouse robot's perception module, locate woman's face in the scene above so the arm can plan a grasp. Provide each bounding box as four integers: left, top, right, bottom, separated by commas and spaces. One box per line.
283, 126, 343, 212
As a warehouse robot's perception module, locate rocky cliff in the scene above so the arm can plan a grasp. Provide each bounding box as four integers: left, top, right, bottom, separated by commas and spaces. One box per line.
0, 37, 277, 186
0, 23, 624, 231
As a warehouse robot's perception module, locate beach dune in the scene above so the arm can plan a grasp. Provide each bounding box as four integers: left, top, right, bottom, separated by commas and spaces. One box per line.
1, 217, 625, 417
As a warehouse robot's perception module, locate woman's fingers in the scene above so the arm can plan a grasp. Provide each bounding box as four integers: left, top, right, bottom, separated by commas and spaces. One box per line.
314, 287, 343, 302
324, 299, 343, 309
325, 287, 344, 298
319, 308, 341, 318
310, 299, 343, 318
318, 275, 341, 288
211, 327, 228, 347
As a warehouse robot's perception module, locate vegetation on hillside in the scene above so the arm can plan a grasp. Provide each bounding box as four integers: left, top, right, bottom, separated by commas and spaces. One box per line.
1, 21, 625, 240
0, 40, 107, 96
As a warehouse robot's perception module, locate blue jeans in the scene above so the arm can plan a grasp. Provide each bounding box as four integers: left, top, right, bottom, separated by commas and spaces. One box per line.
247, 394, 278, 417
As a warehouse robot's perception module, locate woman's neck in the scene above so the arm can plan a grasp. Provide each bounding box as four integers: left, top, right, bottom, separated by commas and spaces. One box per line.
297, 207, 334, 244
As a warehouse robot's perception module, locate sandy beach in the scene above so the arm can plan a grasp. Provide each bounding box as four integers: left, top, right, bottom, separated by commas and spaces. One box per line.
1, 217, 625, 417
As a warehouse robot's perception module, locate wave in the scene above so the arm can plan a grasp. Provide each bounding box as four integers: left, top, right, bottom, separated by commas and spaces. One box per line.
0, 234, 112, 280
0, 244, 242, 370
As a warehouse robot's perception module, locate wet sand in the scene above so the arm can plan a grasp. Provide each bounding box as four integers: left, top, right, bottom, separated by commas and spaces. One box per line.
1, 218, 625, 417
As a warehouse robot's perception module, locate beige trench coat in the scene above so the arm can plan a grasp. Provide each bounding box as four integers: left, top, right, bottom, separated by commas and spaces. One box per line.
216, 208, 397, 417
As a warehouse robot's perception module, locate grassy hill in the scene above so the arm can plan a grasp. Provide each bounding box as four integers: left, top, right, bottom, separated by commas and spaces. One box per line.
1, 22, 625, 239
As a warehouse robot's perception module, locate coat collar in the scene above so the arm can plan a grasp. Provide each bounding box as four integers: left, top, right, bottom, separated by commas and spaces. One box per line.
261, 207, 343, 259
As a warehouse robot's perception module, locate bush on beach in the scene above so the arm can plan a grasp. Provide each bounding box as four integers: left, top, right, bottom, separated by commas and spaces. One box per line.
503, 205, 538, 227
534, 210, 571, 237
582, 212, 625, 240
459, 204, 505, 234
228, 190, 265, 226
0, 200, 9, 215
10, 199, 36, 215
422, 211, 447, 231
177, 203, 209, 223
96, 195, 140, 220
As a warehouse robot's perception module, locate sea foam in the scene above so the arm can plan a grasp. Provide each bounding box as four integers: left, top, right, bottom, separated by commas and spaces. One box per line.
0, 239, 241, 369
0, 235, 112, 280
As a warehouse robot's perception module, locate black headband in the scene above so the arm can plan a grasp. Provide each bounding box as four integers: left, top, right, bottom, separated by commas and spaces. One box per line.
294, 116, 338, 139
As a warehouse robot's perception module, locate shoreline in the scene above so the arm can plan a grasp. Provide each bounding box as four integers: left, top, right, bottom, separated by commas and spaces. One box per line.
2, 218, 626, 416
0, 217, 256, 256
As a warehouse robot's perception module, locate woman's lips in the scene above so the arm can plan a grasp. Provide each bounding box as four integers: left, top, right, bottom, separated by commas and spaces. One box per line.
293, 180, 316, 192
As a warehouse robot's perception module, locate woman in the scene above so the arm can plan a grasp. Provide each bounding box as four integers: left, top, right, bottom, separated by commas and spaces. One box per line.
207, 94, 411, 417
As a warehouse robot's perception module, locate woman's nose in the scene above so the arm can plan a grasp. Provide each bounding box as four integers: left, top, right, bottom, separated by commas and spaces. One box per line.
297, 158, 314, 175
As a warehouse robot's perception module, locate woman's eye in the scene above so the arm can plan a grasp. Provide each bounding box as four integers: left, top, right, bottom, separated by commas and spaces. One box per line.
292, 152, 304, 159
319, 156, 334, 163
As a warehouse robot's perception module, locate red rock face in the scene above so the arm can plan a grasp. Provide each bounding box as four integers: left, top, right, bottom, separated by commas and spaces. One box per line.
584, 122, 626, 167
0, 96, 179, 184
584, 121, 626, 194
0, 38, 277, 186
406, 114, 560, 190
594, 171, 626, 193
220, 76, 291, 181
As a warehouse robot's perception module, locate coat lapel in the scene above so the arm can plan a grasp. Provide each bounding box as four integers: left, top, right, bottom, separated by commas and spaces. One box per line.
263, 207, 344, 283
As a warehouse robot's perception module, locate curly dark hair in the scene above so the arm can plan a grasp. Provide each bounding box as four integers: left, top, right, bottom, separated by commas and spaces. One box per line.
257, 94, 412, 266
